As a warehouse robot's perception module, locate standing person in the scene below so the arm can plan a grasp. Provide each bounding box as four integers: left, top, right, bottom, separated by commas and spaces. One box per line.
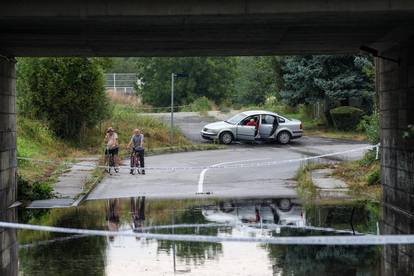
104, 127, 120, 173
127, 128, 145, 175
106, 198, 120, 242
130, 196, 146, 233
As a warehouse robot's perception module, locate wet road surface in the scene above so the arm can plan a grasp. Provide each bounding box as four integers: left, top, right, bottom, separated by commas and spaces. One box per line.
88, 141, 369, 201
16, 197, 385, 276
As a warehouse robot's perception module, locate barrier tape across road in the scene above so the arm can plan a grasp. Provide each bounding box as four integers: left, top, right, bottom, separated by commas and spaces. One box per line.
17, 144, 379, 171
2, 221, 414, 245
18, 223, 361, 248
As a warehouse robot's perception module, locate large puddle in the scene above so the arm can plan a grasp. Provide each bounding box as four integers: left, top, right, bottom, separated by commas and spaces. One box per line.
11, 197, 390, 275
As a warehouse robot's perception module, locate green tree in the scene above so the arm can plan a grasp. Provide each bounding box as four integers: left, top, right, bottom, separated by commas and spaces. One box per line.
17, 58, 110, 139
280, 55, 374, 117
234, 56, 282, 105
135, 57, 237, 107
107, 57, 140, 73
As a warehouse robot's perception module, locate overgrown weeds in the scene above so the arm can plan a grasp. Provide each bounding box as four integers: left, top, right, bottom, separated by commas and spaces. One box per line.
17, 116, 83, 201
181, 96, 216, 114
332, 151, 381, 199
107, 91, 142, 107
295, 162, 330, 200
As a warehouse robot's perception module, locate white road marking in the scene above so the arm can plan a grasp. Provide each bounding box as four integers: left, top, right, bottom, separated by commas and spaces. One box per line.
197, 158, 271, 193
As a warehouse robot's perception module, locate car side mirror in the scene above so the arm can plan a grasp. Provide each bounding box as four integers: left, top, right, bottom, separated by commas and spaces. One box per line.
278, 118, 285, 123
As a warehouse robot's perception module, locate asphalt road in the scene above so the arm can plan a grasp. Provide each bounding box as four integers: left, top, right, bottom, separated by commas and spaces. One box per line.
87, 112, 370, 201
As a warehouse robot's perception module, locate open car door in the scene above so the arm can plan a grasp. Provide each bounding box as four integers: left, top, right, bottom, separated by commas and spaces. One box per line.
259, 114, 277, 139
237, 116, 257, 141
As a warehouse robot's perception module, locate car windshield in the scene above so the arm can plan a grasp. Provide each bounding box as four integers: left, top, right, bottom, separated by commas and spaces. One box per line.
225, 113, 246, 125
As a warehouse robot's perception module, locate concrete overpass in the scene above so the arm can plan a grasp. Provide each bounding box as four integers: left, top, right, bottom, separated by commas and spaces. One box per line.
1, 1, 414, 274
1, 1, 414, 56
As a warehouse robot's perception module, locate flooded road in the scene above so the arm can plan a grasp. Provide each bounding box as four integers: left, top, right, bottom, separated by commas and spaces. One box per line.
10, 197, 393, 275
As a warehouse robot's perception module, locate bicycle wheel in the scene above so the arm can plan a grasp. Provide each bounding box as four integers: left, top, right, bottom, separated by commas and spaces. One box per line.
109, 154, 115, 174
105, 153, 111, 173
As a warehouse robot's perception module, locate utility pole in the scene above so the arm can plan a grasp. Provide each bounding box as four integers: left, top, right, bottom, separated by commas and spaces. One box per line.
170, 72, 188, 145
170, 73, 175, 145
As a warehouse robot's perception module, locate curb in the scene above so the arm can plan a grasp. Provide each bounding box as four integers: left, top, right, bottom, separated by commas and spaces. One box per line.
72, 168, 105, 207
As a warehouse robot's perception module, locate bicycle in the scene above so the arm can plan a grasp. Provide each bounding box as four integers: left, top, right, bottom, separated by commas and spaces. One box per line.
105, 147, 117, 175
130, 149, 141, 175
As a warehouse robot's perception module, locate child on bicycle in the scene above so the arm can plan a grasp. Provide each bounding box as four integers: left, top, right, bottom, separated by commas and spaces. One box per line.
127, 128, 145, 175
104, 127, 120, 173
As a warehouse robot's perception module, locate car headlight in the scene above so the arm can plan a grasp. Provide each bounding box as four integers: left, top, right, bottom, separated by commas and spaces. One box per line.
203, 128, 217, 133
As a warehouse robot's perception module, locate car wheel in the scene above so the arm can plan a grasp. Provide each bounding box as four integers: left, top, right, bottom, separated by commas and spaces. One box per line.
277, 131, 291, 144
277, 199, 292, 211
219, 132, 233, 145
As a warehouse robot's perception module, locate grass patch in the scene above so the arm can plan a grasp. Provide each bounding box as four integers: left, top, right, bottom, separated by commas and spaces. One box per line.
181, 96, 216, 114
147, 143, 224, 155
332, 152, 381, 200
17, 116, 87, 200
304, 129, 367, 141
295, 162, 331, 200
78, 104, 192, 157
77, 167, 105, 199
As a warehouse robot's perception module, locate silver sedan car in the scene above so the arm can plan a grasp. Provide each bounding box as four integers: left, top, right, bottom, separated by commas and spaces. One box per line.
201, 110, 303, 144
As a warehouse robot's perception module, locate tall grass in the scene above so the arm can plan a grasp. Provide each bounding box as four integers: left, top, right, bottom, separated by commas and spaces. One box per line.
77, 104, 192, 156
17, 116, 78, 200
181, 96, 216, 113
106, 91, 142, 108
109, 104, 191, 149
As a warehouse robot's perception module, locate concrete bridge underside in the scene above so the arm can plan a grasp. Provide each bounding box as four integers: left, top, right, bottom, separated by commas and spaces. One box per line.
1, 1, 414, 56
1, 1, 414, 275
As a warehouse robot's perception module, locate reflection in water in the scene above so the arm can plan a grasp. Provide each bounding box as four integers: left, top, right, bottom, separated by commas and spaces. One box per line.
157, 207, 223, 266
0, 207, 17, 276
266, 244, 380, 275
381, 204, 414, 275
18, 203, 108, 276
130, 197, 145, 232
106, 199, 120, 242
19, 236, 106, 276
1, 196, 411, 275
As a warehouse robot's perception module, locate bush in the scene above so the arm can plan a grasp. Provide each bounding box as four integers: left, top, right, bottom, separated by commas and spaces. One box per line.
18, 175, 54, 201
358, 112, 380, 144
32, 182, 54, 200
182, 97, 213, 112
218, 104, 231, 113
17, 57, 111, 139
330, 106, 364, 131
359, 150, 377, 166
366, 167, 380, 186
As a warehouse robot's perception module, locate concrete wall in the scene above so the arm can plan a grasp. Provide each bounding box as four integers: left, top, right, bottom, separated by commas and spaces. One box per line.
0, 58, 16, 209
379, 36, 414, 275
0, 207, 17, 276
0, 57, 17, 275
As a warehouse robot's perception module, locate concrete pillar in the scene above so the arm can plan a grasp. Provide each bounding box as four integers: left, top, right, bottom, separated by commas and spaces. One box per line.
0, 57, 17, 275
0, 208, 17, 276
378, 36, 414, 274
